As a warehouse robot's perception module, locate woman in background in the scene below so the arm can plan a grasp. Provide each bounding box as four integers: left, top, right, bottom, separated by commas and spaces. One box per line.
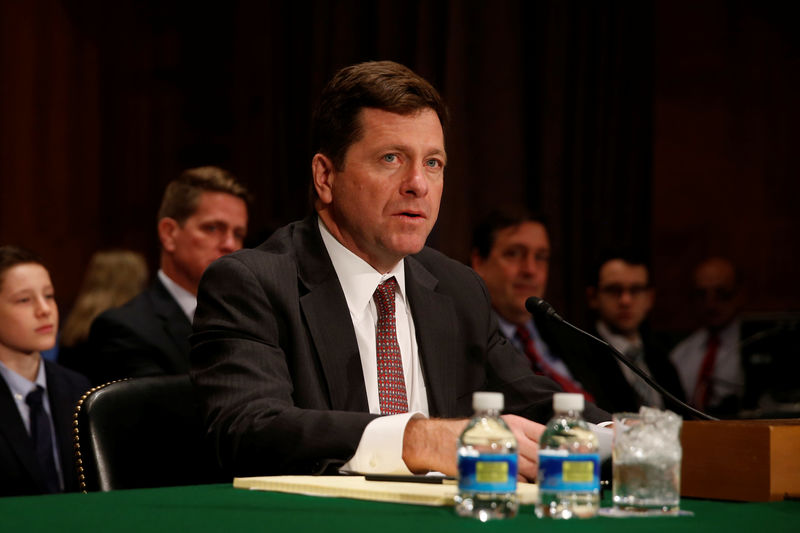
58, 250, 148, 374
0, 245, 90, 496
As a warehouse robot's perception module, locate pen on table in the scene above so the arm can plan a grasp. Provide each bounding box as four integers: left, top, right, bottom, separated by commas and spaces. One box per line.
364, 474, 456, 484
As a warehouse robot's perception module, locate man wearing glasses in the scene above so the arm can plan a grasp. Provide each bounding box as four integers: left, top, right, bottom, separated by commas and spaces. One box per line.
586, 251, 685, 411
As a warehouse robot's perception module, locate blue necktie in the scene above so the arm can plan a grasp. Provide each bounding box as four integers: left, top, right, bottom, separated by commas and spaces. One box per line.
26, 386, 61, 493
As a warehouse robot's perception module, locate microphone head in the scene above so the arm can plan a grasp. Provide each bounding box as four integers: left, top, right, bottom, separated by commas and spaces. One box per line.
525, 297, 563, 321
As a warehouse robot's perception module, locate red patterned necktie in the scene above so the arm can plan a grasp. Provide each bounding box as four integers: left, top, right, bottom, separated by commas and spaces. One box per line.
515, 325, 595, 403
693, 332, 720, 410
373, 277, 409, 415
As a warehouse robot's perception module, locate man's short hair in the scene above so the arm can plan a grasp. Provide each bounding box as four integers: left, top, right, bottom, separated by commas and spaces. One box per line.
588, 249, 651, 288
471, 207, 548, 259
157, 166, 250, 225
311, 60, 449, 172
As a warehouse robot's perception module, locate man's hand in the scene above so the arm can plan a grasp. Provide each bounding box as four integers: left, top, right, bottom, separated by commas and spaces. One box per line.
502, 414, 545, 481
401, 415, 545, 481
401, 418, 467, 476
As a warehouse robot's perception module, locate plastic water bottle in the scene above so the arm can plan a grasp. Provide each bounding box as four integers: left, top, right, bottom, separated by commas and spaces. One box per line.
455, 392, 518, 521
535, 392, 600, 519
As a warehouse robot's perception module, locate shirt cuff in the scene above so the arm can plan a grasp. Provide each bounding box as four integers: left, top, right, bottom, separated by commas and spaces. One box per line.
341, 411, 427, 474
588, 422, 613, 461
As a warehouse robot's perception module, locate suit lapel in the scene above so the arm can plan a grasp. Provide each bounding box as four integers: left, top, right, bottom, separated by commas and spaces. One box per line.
405, 256, 458, 417
296, 216, 369, 412
44, 363, 82, 491
0, 376, 46, 491
150, 280, 193, 372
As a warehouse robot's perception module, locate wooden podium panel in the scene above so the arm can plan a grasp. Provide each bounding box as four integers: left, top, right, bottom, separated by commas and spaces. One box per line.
681, 419, 800, 501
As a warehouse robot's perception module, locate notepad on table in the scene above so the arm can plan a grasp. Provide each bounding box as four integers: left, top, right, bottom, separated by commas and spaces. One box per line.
234, 475, 538, 507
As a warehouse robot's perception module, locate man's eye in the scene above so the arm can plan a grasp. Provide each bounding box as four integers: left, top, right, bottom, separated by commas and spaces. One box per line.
16, 297, 31, 304
203, 224, 218, 232
425, 159, 441, 168
383, 154, 397, 163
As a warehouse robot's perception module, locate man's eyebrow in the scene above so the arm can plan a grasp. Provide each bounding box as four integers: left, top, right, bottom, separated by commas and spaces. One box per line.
381, 144, 446, 156
430, 148, 447, 158
426, 148, 448, 164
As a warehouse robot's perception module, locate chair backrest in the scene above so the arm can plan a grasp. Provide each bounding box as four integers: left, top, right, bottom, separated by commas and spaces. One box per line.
73, 375, 228, 492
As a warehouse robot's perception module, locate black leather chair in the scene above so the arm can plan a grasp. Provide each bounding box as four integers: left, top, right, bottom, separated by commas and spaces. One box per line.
73, 375, 228, 492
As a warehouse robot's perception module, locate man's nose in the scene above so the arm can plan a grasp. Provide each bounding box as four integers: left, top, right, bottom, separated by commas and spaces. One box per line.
618, 291, 633, 305
402, 164, 429, 197
520, 255, 539, 276
219, 231, 240, 253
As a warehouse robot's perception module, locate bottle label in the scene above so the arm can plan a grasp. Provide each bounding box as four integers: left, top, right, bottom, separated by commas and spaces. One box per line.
537, 450, 600, 493
458, 454, 518, 493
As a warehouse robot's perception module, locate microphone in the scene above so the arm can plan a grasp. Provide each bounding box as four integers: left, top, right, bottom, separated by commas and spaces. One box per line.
525, 297, 717, 421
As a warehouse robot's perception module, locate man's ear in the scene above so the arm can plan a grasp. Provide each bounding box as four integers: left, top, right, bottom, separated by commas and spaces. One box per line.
643, 287, 655, 313
158, 217, 180, 253
586, 286, 598, 309
311, 153, 336, 205
470, 249, 485, 272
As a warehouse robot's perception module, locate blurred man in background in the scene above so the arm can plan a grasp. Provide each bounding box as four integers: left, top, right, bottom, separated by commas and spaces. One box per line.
587, 251, 685, 412
85, 166, 249, 384
470, 209, 609, 405
670, 257, 745, 416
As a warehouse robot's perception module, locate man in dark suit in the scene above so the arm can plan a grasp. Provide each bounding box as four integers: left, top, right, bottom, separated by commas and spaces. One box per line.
470, 208, 629, 412
586, 251, 685, 412
85, 167, 249, 385
191, 61, 610, 481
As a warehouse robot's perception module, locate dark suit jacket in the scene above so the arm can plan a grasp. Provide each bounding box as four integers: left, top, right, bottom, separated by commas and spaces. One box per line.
0, 361, 90, 496
529, 316, 684, 414
589, 324, 685, 413
190, 215, 610, 477
86, 279, 192, 385
503, 316, 637, 414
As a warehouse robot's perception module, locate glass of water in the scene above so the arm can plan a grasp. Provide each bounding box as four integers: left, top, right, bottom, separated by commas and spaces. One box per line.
612, 408, 683, 514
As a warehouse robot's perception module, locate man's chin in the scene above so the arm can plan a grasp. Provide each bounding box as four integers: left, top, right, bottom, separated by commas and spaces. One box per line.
388, 236, 429, 257
609, 322, 638, 336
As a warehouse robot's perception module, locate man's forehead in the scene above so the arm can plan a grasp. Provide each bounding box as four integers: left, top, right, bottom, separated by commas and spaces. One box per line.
599, 260, 649, 283
495, 222, 549, 247
193, 191, 247, 212
357, 108, 444, 145
186, 194, 248, 231
694, 261, 735, 288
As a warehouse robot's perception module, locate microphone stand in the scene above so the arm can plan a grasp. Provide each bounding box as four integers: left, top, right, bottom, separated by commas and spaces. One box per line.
526, 297, 718, 422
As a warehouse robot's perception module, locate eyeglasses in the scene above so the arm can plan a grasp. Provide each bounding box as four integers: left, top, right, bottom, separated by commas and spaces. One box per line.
597, 284, 650, 298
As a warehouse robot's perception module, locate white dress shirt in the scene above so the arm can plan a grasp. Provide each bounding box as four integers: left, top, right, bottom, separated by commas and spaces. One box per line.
670, 320, 744, 407
158, 269, 197, 322
318, 219, 612, 470
318, 220, 427, 474
0, 359, 64, 490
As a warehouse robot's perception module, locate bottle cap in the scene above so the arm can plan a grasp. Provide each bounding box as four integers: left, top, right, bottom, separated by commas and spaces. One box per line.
472, 391, 504, 411
553, 392, 584, 412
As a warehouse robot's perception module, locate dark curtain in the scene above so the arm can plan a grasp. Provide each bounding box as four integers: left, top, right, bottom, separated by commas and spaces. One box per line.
39, 1, 800, 329
4, 0, 651, 320
531, 1, 655, 322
